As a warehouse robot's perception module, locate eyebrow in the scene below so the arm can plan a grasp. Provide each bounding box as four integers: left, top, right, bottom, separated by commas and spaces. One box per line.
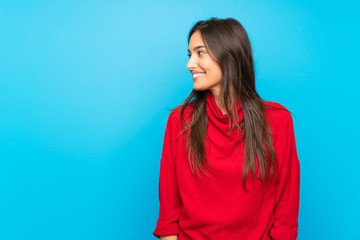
187, 45, 207, 52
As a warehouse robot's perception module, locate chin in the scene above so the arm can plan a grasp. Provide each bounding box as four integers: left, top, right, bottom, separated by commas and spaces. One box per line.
193, 87, 205, 91
193, 84, 207, 91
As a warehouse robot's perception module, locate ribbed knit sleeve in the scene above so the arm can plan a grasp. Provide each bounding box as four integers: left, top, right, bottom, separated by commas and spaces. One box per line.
269, 112, 300, 240
153, 112, 181, 238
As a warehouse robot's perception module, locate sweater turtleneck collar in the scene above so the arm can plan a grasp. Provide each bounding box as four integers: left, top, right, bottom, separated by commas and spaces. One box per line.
205, 90, 243, 135
206, 90, 243, 122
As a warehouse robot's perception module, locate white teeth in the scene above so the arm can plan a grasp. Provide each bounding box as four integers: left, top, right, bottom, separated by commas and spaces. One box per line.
193, 73, 205, 77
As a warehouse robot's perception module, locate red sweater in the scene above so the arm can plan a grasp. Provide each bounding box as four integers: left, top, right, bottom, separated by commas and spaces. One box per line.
153, 90, 300, 240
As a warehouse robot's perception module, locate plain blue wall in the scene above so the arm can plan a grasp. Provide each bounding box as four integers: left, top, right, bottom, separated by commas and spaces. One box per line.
1, 0, 359, 239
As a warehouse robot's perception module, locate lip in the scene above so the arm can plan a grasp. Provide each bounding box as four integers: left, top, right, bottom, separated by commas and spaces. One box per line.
192, 73, 205, 81
191, 71, 205, 74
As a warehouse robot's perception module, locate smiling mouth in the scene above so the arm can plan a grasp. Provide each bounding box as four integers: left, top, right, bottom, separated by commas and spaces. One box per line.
192, 73, 205, 80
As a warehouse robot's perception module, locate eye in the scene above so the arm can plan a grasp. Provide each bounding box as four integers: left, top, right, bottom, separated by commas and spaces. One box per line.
187, 51, 205, 58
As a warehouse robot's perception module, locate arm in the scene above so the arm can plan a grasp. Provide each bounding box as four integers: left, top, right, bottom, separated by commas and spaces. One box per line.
153, 113, 181, 238
269, 113, 300, 240
160, 235, 178, 240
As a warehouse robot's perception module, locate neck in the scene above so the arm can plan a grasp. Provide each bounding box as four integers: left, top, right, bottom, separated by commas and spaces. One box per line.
210, 87, 236, 115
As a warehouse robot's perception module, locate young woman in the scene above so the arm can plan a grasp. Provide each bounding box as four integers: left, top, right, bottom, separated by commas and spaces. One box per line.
153, 17, 300, 240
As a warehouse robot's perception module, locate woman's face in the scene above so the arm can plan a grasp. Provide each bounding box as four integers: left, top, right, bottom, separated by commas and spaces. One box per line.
187, 31, 223, 93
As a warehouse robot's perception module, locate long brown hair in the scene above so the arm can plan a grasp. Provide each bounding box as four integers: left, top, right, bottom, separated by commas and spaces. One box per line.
172, 17, 289, 191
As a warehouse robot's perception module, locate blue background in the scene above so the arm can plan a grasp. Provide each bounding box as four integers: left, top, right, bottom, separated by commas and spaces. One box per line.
1, 0, 359, 239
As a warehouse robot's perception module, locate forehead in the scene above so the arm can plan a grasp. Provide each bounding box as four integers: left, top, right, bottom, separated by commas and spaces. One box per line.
188, 31, 207, 51
189, 31, 203, 44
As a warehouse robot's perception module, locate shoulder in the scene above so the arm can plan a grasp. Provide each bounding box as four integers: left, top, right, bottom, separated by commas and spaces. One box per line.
165, 103, 194, 131
168, 103, 194, 124
262, 100, 293, 128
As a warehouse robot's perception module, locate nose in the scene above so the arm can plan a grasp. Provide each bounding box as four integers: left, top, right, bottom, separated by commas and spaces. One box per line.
186, 55, 197, 71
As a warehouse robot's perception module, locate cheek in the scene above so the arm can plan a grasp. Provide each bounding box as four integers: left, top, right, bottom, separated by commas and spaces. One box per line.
204, 59, 214, 69
206, 60, 222, 77
212, 67, 222, 81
